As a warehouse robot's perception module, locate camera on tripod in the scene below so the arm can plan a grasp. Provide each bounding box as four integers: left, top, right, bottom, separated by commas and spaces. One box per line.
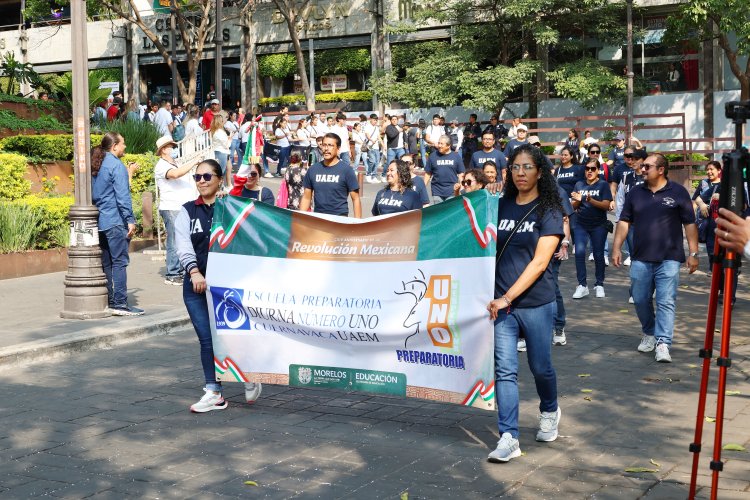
720, 101, 750, 216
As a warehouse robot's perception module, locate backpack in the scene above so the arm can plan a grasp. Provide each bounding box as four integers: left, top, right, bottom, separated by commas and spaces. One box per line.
450, 133, 459, 151
172, 123, 185, 142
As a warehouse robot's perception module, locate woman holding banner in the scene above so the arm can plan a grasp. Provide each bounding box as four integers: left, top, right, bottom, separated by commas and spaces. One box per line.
175, 159, 262, 413
486, 144, 564, 462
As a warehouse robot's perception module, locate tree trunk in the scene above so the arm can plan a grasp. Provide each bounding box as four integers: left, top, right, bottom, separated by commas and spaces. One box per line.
287, 24, 315, 110
241, 10, 257, 112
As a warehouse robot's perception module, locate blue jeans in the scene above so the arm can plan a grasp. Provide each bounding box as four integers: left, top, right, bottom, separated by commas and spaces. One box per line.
574, 224, 607, 286
419, 139, 427, 168
99, 224, 130, 308
353, 148, 367, 171
229, 137, 241, 172
276, 146, 291, 175
366, 149, 381, 177
551, 258, 565, 330
625, 226, 634, 257
340, 151, 351, 165
630, 260, 680, 346
214, 151, 228, 176
159, 209, 181, 279
494, 301, 558, 438
386, 147, 405, 165
183, 275, 221, 392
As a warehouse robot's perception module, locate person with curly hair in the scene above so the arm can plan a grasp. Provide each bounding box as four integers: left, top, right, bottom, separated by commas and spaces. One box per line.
371, 159, 422, 216
486, 144, 563, 463
453, 168, 489, 196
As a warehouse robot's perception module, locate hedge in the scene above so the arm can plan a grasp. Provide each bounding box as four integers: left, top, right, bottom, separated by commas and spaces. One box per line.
0, 92, 66, 112
0, 109, 70, 132
0, 153, 32, 200
123, 153, 157, 195
2, 196, 74, 250
0, 134, 103, 163
259, 91, 373, 106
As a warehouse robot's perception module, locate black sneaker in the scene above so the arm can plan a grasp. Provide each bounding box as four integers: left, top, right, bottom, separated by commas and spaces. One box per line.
111, 306, 145, 316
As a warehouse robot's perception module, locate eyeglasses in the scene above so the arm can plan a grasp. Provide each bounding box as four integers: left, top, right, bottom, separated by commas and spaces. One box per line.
642, 163, 658, 171
193, 173, 217, 182
510, 163, 537, 172
461, 179, 474, 187
624, 154, 634, 159
248, 172, 259, 178
585, 166, 599, 172
589, 150, 601, 155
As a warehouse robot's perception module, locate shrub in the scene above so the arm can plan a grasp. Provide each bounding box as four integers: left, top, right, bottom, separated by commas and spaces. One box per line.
259, 91, 372, 107
0, 202, 41, 252
0, 92, 64, 112
0, 109, 69, 132
0, 152, 31, 200
124, 153, 157, 195
15, 195, 74, 249
0, 134, 103, 162
97, 119, 161, 155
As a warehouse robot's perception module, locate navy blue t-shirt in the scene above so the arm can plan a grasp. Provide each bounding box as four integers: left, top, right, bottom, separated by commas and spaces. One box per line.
372, 187, 422, 216
611, 164, 632, 185
470, 149, 507, 170
425, 151, 465, 198
621, 169, 645, 193
240, 186, 274, 205
411, 175, 430, 205
558, 186, 574, 217
302, 160, 359, 216
609, 146, 625, 170
574, 179, 612, 228
691, 179, 720, 205
620, 180, 695, 263
503, 138, 527, 156
495, 198, 564, 307
555, 164, 585, 198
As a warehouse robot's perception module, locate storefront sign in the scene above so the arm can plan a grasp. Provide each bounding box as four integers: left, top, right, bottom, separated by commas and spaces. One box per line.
320, 74, 347, 91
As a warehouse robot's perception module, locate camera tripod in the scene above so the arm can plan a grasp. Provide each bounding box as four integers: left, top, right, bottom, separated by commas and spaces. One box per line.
688, 101, 750, 500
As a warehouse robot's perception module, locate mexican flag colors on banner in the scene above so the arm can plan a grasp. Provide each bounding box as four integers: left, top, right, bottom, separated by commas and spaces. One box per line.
206, 190, 499, 411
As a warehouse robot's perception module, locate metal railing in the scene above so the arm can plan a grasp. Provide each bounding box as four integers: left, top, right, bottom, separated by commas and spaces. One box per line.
175, 129, 212, 167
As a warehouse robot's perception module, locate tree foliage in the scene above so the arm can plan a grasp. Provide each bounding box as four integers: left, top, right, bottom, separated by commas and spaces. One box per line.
666, 0, 750, 99
257, 53, 298, 80
0, 52, 41, 95
547, 58, 626, 109
23, 0, 107, 21
315, 48, 371, 76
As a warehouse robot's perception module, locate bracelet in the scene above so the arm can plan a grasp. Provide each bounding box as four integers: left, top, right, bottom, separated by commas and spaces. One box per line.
501, 296, 512, 308
562, 239, 570, 246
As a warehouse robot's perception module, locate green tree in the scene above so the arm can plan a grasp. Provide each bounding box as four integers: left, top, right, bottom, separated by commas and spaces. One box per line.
257, 53, 298, 80
315, 48, 371, 89
547, 58, 626, 109
378, 0, 631, 112
0, 52, 40, 95
52, 73, 112, 110
666, 0, 750, 99
271, 0, 315, 110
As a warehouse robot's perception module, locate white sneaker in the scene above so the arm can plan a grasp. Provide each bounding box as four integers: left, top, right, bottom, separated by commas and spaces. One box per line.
190, 389, 227, 413
624, 256, 631, 266
594, 285, 605, 298
244, 382, 262, 403
655, 342, 672, 363
637, 335, 657, 353
588, 253, 594, 261
553, 329, 567, 346
536, 407, 561, 442
263, 172, 274, 178
572, 285, 589, 299
488, 432, 522, 463
366, 175, 377, 184
517, 339, 527, 352
628, 296, 634, 304
604, 255, 610, 266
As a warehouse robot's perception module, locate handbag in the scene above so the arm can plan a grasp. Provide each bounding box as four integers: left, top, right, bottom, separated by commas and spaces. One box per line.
605, 220, 614, 233
276, 179, 289, 209
697, 215, 709, 244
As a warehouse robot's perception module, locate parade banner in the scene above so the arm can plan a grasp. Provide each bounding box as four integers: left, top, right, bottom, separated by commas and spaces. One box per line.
205, 190, 499, 410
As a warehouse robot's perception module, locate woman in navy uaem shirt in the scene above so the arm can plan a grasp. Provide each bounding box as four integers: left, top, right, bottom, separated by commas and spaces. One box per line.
372, 159, 422, 216
570, 159, 613, 299
486, 144, 564, 463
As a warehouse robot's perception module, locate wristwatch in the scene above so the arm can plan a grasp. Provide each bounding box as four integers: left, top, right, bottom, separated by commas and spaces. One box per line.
689, 252, 699, 258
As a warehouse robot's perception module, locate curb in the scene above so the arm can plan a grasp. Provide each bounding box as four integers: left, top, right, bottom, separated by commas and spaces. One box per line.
0, 311, 191, 370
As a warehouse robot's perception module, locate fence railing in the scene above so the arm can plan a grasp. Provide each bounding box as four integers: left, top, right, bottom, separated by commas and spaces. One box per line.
176, 130, 212, 167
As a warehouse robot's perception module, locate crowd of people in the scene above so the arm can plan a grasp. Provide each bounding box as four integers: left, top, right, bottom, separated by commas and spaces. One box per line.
87, 110, 748, 460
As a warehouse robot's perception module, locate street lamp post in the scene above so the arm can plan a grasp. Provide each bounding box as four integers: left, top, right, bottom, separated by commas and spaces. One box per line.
215, 0, 222, 107
61, 0, 110, 319
626, 0, 634, 140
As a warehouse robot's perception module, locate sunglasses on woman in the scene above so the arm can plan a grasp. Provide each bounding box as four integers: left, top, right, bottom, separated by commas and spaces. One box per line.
585, 166, 599, 172
193, 173, 218, 182
461, 179, 474, 187
589, 150, 601, 155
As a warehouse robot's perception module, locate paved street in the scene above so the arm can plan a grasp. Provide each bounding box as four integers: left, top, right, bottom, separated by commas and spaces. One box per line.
1, 238, 749, 498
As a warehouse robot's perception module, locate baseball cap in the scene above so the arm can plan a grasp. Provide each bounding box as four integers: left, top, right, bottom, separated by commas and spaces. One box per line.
528, 136, 541, 146
632, 148, 648, 160
517, 124, 528, 132
616, 132, 625, 141
210, 99, 220, 104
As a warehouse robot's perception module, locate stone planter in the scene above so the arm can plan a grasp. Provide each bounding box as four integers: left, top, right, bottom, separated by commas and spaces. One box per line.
0, 239, 156, 280
25, 161, 74, 195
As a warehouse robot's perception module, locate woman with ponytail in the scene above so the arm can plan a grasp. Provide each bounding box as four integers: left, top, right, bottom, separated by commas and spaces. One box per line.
91, 132, 144, 316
